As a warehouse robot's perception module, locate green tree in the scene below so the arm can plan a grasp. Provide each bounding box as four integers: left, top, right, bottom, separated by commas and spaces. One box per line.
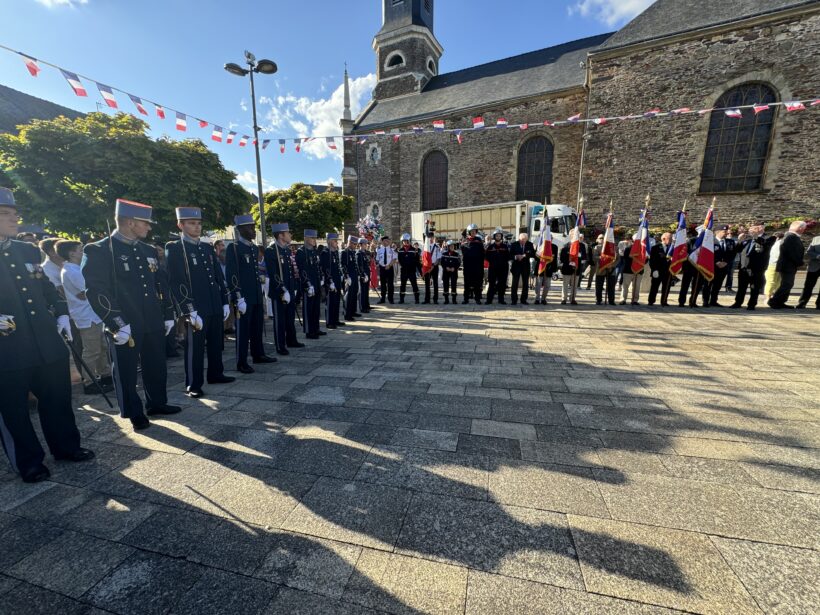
251, 182, 354, 241
0, 112, 252, 237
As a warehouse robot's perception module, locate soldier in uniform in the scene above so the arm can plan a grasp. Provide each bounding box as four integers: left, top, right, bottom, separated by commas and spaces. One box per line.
397, 233, 420, 304
166, 207, 235, 398
375, 236, 395, 304
460, 223, 485, 304
225, 214, 276, 374
356, 237, 372, 313
320, 232, 344, 328
83, 199, 181, 430
264, 222, 304, 355
341, 235, 361, 320
441, 240, 460, 304
423, 231, 442, 304
485, 228, 511, 304
0, 187, 94, 482
296, 229, 325, 339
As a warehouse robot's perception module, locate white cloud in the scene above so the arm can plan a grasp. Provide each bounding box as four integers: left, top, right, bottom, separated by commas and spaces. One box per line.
568, 0, 654, 26
35, 0, 88, 7
235, 170, 276, 195
259, 73, 377, 161
315, 177, 338, 187
239, 99, 248, 112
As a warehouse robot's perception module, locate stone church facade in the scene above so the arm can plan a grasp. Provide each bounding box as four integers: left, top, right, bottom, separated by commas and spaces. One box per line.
342, 0, 820, 238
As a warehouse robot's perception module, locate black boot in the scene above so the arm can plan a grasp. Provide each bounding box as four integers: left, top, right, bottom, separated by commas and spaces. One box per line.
400, 294, 405, 304
451, 294, 457, 304
444, 295, 449, 304
415, 293, 420, 304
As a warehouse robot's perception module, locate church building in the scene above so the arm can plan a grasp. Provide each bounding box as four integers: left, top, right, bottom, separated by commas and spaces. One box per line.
341, 0, 819, 237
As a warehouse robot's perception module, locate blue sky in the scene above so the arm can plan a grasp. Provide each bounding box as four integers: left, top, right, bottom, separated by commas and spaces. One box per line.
0, 0, 653, 193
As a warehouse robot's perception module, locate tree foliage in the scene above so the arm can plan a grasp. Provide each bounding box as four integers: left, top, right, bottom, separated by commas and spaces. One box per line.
252, 183, 354, 241
0, 112, 252, 237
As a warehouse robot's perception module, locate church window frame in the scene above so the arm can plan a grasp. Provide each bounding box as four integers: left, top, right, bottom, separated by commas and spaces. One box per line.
699, 82, 778, 195
515, 134, 555, 205
421, 149, 449, 211
385, 51, 406, 71
426, 56, 437, 75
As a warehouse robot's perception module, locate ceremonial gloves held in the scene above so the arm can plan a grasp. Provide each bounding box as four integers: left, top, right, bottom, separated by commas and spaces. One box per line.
113, 324, 132, 345
307, 285, 315, 298
188, 311, 204, 331
329, 282, 337, 292
237, 298, 248, 315
281, 289, 291, 304
345, 276, 352, 286
0, 314, 15, 332
363, 275, 369, 283
223, 305, 231, 321
164, 320, 175, 336
57, 314, 72, 341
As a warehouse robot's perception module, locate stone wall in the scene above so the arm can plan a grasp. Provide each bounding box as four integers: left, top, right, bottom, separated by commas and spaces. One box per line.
583, 10, 820, 228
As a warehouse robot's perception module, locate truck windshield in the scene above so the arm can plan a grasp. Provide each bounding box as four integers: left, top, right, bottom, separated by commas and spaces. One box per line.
549, 214, 578, 235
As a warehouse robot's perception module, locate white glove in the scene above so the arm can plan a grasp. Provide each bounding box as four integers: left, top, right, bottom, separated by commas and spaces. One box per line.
307, 285, 315, 298
164, 320, 175, 336
0, 314, 15, 331
319, 279, 324, 287
282, 289, 291, 304
345, 277, 352, 286
330, 282, 337, 292
223, 305, 231, 321
364, 275, 369, 283
188, 311, 203, 331
652, 270, 659, 279
237, 298, 247, 315
113, 323, 132, 345
57, 315, 72, 341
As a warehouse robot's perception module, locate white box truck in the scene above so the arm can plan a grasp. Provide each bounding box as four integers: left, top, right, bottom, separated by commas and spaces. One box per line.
410, 201, 578, 249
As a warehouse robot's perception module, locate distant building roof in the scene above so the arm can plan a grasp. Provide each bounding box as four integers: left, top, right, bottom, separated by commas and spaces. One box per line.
598, 0, 817, 51
308, 183, 342, 194
355, 33, 611, 131
0, 84, 83, 134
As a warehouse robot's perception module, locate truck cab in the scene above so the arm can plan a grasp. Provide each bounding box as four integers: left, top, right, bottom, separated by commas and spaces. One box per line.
528, 204, 577, 250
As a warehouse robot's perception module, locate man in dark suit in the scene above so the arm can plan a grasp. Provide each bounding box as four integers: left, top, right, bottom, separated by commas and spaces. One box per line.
707, 226, 733, 307
0, 187, 94, 482
731, 224, 776, 311
647, 233, 672, 306
84, 199, 181, 430
768, 221, 807, 309
485, 228, 512, 304
320, 233, 344, 328
510, 232, 535, 305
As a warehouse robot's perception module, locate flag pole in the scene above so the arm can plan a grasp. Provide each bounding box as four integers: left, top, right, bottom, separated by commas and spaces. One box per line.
662, 199, 686, 307
570, 195, 583, 304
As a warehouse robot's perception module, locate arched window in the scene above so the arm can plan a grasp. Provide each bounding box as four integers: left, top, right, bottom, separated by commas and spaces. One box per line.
700, 83, 777, 193
387, 53, 405, 68
427, 59, 436, 75
516, 136, 554, 204
422, 150, 448, 211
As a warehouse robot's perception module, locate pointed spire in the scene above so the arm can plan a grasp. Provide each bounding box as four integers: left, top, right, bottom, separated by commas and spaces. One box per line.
343, 63, 352, 121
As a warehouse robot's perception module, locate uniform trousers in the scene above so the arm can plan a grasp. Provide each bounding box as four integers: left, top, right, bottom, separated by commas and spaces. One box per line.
184, 314, 225, 391
302, 292, 321, 335
107, 328, 168, 418
595, 272, 616, 304
510, 268, 530, 303
733, 268, 765, 308
344, 279, 359, 319
0, 357, 81, 476
358, 278, 371, 312
400, 268, 419, 301
462, 268, 483, 303
235, 302, 265, 368
325, 286, 341, 326
620, 272, 643, 303
798, 269, 820, 307
424, 266, 439, 302
647, 272, 671, 305
534, 275, 552, 302
486, 266, 508, 303
379, 266, 394, 301
443, 270, 458, 298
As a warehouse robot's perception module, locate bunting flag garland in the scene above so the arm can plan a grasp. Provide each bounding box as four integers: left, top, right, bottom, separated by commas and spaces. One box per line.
262, 139, 271, 150
21, 54, 40, 77
753, 104, 771, 114
629, 211, 650, 274
567, 114, 581, 123
670, 107, 691, 115
597, 212, 617, 274
413, 126, 424, 134
198, 119, 208, 128
643, 108, 661, 118
543, 120, 554, 127
593, 118, 607, 125
433, 120, 445, 131
454, 129, 463, 144
155, 104, 166, 119
811, 99, 820, 107
211, 126, 223, 142
689, 205, 715, 281
785, 101, 806, 112
129, 94, 148, 115
393, 134, 401, 142
669, 209, 689, 276
226, 131, 236, 144
60, 69, 87, 97
472, 117, 485, 130
725, 109, 743, 118
278, 139, 286, 153
294, 138, 301, 152
536, 216, 554, 275
496, 118, 508, 128
175, 112, 187, 131
519, 123, 529, 130
326, 137, 337, 150
358, 136, 368, 145
238, 135, 248, 147
96, 83, 118, 109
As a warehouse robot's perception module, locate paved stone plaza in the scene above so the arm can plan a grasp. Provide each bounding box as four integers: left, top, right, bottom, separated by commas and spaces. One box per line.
1, 297, 818, 614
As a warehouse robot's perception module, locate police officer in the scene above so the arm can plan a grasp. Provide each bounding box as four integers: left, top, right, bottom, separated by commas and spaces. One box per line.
341, 235, 361, 320
320, 232, 344, 328
397, 233, 420, 304
423, 231, 442, 304
0, 187, 94, 482
460, 223, 485, 304
265, 223, 304, 354
375, 236, 395, 304
225, 214, 276, 374
296, 229, 325, 339
441, 240, 460, 304
83, 199, 181, 430
356, 237, 372, 313
166, 207, 235, 398
485, 228, 511, 304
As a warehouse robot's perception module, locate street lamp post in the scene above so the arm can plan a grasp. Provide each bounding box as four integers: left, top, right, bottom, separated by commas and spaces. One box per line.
225, 51, 278, 246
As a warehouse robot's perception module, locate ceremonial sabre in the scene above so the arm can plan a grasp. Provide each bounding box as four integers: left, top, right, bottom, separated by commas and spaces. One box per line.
62, 334, 114, 408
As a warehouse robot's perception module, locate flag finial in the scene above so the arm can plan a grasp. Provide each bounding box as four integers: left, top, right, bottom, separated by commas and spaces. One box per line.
710, 196, 717, 209
682, 199, 687, 213
608, 199, 613, 213
645, 194, 651, 209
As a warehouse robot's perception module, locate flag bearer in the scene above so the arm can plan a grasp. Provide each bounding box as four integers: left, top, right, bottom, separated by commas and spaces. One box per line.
441, 240, 460, 304
356, 237, 372, 313
296, 229, 325, 339
341, 235, 361, 319
265, 222, 304, 355
423, 231, 442, 304
320, 232, 344, 328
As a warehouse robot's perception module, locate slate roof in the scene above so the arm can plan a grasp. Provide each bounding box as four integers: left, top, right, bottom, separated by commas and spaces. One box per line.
598, 0, 818, 51
0, 84, 82, 134
307, 183, 342, 194
355, 33, 611, 130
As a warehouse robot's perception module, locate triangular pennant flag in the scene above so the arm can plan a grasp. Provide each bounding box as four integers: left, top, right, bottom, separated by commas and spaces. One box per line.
175, 112, 187, 131
326, 137, 337, 150
227, 131, 236, 144
96, 83, 118, 109
128, 94, 148, 115
20, 54, 40, 77
454, 129, 463, 144
155, 104, 166, 119
393, 134, 400, 142
358, 136, 368, 145
567, 114, 581, 123
519, 123, 529, 130
261, 139, 270, 150
60, 70, 87, 97
294, 138, 301, 152
211, 126, 223, 142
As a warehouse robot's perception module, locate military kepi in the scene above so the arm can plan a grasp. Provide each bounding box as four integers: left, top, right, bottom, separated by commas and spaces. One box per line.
0, 186, 17, 209
116, 198, 155, 223
347, 235, 358, 244
271, 222, 290, 233
304, 229, 318, 238
176, 206, 202, 221
234, 214, 255, 227
326, 232, 339, 240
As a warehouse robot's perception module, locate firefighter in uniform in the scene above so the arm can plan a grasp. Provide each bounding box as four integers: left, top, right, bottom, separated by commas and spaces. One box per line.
296, 229, 325, 339
441, 240, 460, 304
485, 228, 511, 304
264, 222, 304, 355
423, 231, 442, 304
166, 207, 235, 398
341, 235, 361, 320
83, 198, 181, 430
225, 214, 276, 373
320, 232, 344, 328
397, 233, 420, 304
461, 224, 485, 304
356, 237, 372, 313
0, 187, 94, 482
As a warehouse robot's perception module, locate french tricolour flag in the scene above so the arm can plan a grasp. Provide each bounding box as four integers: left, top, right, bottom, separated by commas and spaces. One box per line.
211, 126, 223, 142
519, 123, 529, 130
326, 137, 337, 150
629, 213, 650, 274
128, 95, 148, 115
239, 135, 249, 147
198, 119, 208, 128
689, 207, 715, 282
96, 83, 118, 109
496, 118, 508, 128
227, 131, 236, 144
567, 114, 581, 123
753, 104, 770, 115
536, 216, 554, 275
294, 138, 302, 152
472, 117, 485, 130
598, 213, 617, 273
669, 210, 689, 276
785, 101, 806, 112
175, 112, 187, 131
433, 120, 445, 131
454, 130, 463, 144
725, 109, 743, 118
21, 54, 40, 77
60, 70, 87, 97
279, 139, 286, 153
412, 126, 424, 134
155, 104, 166, 119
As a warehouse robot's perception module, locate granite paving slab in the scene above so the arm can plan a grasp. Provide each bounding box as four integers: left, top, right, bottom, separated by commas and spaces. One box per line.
0, 517, 64, 572
391, 428, 459, 451
171, 567, 278, 615
457, 433, 521, 459
471, 419, 537, 441
263, 586, 379, 615
1, 582, 90, 615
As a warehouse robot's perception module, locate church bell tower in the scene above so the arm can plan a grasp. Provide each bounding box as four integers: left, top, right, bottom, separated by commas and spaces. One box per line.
373, 0, 443, 100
